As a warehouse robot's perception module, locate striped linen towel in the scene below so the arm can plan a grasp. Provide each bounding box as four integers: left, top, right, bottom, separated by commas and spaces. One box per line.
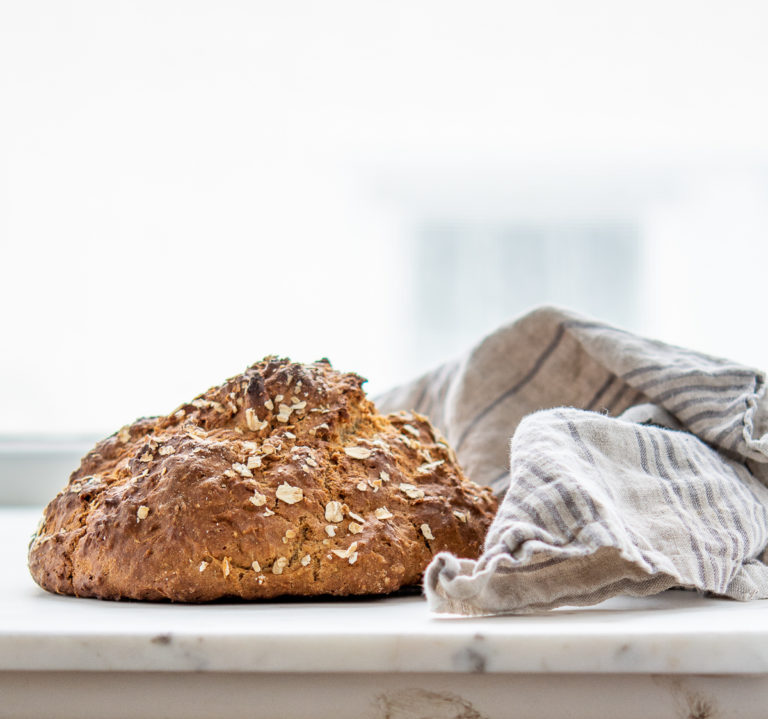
375, 307, 768, 614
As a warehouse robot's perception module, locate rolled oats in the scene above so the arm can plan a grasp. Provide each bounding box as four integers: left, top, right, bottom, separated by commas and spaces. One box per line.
325, 501, 344, 523
399, 483, 425, 500
344, 446, 372, 460
276, 483, 303, 504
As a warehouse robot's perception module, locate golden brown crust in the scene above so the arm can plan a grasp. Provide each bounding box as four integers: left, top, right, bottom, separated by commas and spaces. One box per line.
28, 358, 497, 601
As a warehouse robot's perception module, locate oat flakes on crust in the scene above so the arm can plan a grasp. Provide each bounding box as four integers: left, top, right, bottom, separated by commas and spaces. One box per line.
28, 358, 498, 601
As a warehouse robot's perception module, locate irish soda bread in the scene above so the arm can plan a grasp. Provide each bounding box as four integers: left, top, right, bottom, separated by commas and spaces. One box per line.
28, 358, 497, 601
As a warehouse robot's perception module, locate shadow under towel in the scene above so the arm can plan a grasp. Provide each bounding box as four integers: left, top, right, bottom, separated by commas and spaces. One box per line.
375, 307, 768, 614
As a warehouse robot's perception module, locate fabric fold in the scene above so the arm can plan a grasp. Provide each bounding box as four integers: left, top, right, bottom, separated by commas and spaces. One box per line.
376, 307, 768, 614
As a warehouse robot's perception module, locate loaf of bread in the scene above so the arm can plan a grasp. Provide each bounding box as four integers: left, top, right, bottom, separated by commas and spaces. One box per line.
28, 358, 497, 601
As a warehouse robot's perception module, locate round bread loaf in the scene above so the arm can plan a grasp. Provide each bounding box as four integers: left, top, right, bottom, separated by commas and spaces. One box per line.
28, 358, 497, 601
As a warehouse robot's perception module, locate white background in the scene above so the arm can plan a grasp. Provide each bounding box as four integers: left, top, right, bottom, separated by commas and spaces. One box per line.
2, 1, 768, 437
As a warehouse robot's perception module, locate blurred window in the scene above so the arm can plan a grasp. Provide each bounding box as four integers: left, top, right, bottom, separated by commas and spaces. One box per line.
411, 222, 639, 370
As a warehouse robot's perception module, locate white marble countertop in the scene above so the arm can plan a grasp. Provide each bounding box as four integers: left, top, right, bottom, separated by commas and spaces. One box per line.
5, 508, 768, 676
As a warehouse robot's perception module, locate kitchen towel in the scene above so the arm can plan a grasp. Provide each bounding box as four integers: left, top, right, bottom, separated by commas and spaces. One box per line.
375, 307, 768, 614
